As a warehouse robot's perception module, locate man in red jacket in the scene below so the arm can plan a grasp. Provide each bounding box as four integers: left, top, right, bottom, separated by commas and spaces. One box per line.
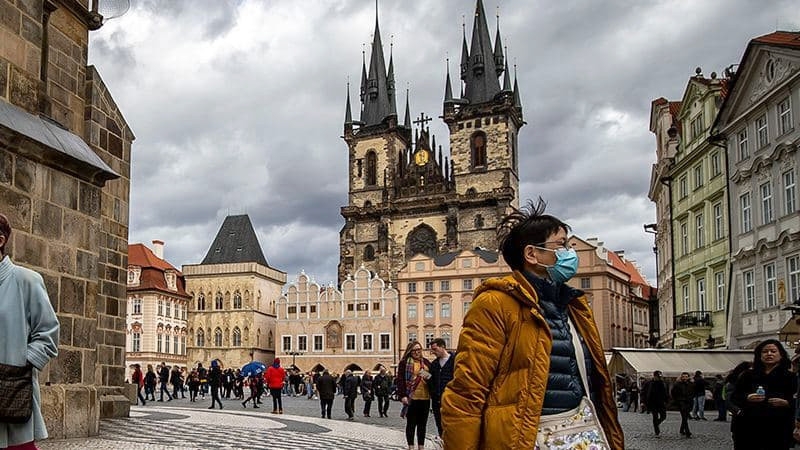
265, 358, 286, 414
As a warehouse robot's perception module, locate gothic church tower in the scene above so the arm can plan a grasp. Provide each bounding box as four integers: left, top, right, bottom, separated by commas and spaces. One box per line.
339, 0, 524, 283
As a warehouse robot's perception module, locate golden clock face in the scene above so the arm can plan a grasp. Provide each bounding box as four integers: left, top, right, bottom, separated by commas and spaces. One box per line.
414, 150, 429, 166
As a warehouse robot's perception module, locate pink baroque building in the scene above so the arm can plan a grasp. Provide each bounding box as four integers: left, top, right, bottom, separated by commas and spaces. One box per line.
568, 236, 654, 350
395, 248, 509, 351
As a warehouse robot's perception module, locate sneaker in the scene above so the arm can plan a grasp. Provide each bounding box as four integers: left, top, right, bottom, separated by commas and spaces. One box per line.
278, 410, 283, 414
271, 410, 278, 414
242, 401, 247, 408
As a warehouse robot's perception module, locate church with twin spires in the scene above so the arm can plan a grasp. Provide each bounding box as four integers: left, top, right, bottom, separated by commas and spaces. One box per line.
338, 0, 525, 283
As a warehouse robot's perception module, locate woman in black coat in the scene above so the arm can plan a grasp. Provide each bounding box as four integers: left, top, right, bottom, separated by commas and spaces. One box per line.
732, 339, 797, 450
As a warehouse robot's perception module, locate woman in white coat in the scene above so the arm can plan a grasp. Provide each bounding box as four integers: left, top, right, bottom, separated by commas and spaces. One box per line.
0, 214, 60, 450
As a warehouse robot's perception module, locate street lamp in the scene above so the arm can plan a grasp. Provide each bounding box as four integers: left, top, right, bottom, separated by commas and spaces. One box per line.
287, 351, 303, 368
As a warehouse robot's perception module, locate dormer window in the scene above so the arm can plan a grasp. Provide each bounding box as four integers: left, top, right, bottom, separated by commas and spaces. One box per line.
165, 271, 177, 291
127, 267, 141, 286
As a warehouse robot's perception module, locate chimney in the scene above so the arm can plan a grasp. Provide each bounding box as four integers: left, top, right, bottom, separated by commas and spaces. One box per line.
152, 240, 164, 259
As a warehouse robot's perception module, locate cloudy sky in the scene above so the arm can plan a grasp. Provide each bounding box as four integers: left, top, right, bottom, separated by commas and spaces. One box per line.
88, 0, 799, 286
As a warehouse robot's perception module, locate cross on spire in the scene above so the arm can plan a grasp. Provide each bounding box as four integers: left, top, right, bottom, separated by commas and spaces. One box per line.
413, 112, 432, 128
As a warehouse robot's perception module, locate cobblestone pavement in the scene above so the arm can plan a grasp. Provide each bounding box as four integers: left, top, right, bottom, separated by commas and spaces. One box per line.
38, 394, 735, 449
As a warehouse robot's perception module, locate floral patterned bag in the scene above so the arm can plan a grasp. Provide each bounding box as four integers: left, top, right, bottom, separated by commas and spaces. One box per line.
534, 317, 610, 450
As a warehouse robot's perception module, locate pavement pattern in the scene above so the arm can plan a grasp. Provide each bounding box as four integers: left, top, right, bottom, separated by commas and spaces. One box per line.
37, 395, 736, 449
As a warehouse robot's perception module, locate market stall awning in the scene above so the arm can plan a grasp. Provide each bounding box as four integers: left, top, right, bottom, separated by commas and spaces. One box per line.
608, 348, 752, 379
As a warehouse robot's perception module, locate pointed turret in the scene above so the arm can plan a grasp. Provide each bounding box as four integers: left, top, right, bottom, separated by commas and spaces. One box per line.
360, 50, 367, 104
463, 0, 501, 104
513, 65, 522, 110
502, 59, 512, 92
344, 82, 353, 129
361, 10, 393, 126
387, 49, 397, 116
444, 60, 454, 104
403, 89, 411, 128
493, 15, 505, 77
460, 24, 469, 81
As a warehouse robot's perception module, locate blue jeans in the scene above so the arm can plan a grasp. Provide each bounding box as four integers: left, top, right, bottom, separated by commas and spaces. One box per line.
691, 395, 705, 418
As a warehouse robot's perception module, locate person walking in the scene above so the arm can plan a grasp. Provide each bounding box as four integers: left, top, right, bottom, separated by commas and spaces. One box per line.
188, 370, 200, 402
644, 370, 668, 435
342, 370, 359, 421
158, 362, 173, 402
397, 341, 432, 450
361, 370, 375, 417
131, 364, 146, 406
440, 200, 623, 450
428, 338, 454, 440
671, 372, 694, 438
691, 370, 707, 420
265, 358, 286, 414
0, 213, 60, 450
732, 339, 796, 450
207, 360, 223, 409
241, 375, 260, 409
627, 382, 640, 412
144, 364, 157, 401
170, 366, 184, 399
712, 374, 726, 421
725, 361, 751, 449
374, 367, 392, 418
305, 372, 315, 400
316, 370, 337, 419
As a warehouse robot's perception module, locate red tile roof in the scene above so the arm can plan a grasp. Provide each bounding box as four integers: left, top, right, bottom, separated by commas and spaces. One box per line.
753, 31, 800, 47
128, 244, 190, 297
607, 251, 655, 297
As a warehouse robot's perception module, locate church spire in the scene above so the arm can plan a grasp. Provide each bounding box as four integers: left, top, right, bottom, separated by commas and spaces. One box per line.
493, 11, 505, 77
403, 88, 411, 128
460, 22, 469, 82
463, 0, 501, 104
387, 43, 397, 117
513, 64, 522, 110
361, 4, 393, 126
502, 57, 512, 93
344, 82, 353, 126
360, 48, 367, 104
444, 59, 454, 104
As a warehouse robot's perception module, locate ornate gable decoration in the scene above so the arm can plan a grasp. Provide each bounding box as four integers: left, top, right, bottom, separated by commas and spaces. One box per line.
749, 53, 797, 104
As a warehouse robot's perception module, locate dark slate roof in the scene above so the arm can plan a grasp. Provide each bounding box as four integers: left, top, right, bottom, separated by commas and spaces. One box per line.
433, 247, 499, 267
360, 15, 394, 126
463, 0, 502, 104
0, 100, 118, 182
201, 215, 269, 266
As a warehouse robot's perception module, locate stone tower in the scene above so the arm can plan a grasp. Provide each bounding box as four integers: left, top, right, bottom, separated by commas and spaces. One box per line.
339, 0, 524, 283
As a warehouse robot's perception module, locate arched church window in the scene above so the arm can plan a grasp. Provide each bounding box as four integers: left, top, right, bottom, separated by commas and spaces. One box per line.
471, 131, 487, 168
197, 293, 206, 311
196, 329, 205, 347
406, 224, 438, 258
233, 327, 242, 346
214, 328, 223, 347
364, 200, 372, 208
268, 331, 274, 348
233, 291, 242, 309
364, 245, 375, 261
466, 187, 477, 197
366, 150, 377, 186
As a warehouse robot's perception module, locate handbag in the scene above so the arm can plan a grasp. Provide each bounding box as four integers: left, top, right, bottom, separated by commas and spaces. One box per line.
534, 317, 610, 450
0, 362, 34, 424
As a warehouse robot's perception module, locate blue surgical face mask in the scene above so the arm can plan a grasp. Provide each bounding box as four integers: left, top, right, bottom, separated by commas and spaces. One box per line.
535, 247, 579, 284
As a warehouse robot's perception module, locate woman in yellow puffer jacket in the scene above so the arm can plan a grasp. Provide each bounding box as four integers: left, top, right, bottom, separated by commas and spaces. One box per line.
440, 200, 624, 450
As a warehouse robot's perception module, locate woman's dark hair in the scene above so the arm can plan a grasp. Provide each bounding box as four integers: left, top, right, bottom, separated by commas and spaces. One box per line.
0, 213, 10, 254
497, 198, 570, 271
752, 339, 789, 373
725, 361, 751, 384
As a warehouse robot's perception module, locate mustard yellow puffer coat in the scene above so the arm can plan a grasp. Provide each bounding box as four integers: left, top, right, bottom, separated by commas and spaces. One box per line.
441, 272, 624, 450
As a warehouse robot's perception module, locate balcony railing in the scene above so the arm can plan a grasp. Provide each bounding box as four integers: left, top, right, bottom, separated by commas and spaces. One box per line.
674, 311, 713, 330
